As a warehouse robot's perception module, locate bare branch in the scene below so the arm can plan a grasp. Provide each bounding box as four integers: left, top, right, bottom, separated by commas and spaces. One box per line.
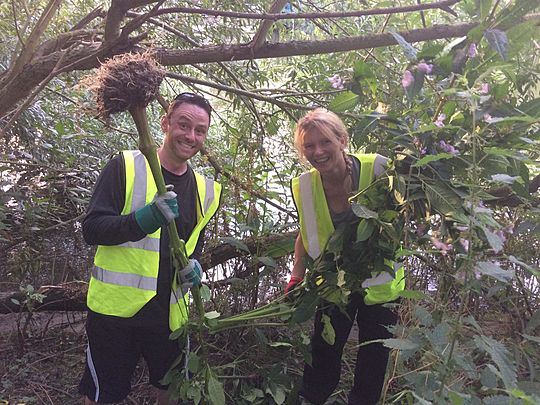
2, 0, 63, 89
153, 0, 459, 21
250, 0, 289, 51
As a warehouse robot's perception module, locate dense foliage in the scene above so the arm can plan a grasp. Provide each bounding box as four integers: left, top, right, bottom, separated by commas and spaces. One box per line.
1, 1, 539, 404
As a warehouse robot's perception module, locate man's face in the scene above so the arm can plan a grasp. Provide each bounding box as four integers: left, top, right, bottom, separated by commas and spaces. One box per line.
161, 102, 210, 163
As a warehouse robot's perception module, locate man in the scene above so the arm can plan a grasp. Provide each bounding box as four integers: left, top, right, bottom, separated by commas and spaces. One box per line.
79, 93, 221, 404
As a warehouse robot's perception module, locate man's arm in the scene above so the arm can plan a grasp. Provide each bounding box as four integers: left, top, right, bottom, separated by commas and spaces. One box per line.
82, 154, 146, 246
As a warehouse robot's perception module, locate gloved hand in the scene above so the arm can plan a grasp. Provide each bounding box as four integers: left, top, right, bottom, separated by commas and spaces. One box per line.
179, 259, 203, 294
285, 276, 303, 295
134, 185, 179, 234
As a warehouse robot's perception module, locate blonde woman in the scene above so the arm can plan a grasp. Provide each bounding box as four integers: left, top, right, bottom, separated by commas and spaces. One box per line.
286, 108, 404, 405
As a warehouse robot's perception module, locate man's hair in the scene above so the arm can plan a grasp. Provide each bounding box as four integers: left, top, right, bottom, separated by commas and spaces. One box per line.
167, 92, 212, 123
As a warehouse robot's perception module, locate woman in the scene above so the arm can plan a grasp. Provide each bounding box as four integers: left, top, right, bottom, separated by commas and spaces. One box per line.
286, 108, 404, 405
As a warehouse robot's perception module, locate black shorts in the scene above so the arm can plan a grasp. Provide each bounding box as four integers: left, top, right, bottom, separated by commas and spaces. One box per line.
78, 313, 183, 403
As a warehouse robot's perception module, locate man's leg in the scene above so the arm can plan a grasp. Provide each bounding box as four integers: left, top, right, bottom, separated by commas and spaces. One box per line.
142, 324, 182, 405
78, 313, 140, 403
348, 301, 398, 405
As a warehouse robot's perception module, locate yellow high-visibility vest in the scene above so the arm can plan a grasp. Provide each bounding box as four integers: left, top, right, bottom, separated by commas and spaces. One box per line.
291, 153, 404, 305
87, 150, 221, 330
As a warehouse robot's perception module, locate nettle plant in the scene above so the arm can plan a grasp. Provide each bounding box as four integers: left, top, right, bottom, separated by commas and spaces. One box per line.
325, 7, 540, 405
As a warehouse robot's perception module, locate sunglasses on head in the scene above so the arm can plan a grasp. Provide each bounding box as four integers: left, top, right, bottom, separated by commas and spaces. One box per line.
173, 92, 212, 114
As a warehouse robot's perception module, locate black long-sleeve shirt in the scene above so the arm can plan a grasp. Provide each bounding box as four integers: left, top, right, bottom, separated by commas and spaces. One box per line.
83, 153, 204, 326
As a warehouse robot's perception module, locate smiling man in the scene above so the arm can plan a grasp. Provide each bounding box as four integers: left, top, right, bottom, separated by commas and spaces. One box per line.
79, 93, 222, 405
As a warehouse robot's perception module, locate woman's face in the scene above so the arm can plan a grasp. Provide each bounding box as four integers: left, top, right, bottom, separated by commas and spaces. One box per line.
302, 128, 346, 175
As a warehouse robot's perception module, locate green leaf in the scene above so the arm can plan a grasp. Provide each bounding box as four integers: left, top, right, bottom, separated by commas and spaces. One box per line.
413, 153, 455, 167
423, 182, 461, 215
484, 29, 508, 60
220, 237, 250, 252
199, 284, 211, 301
474, 335, 517, 388
321, 313, 336, 345
356, 219, 375, 241
351, 204, 378, 219
204, 310, 221, 320
475, 261, 514, 282
478, 0, 492, 20
481, 227, 504, 253
399, 290, 428, 300
382, 338, 419, 350
257, 256, 277, 268
328, 91, 360, 112
262, 236, 295, 258
206, 368, 226, 405
509, 255, 540, 279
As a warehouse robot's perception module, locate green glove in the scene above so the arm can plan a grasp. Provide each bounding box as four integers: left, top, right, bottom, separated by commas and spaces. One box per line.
135, 186, 179, 234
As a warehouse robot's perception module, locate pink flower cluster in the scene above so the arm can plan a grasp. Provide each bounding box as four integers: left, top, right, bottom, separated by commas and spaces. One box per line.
431, 237, 453, 256
328, 74, 345, 90
438, 140, 459, 155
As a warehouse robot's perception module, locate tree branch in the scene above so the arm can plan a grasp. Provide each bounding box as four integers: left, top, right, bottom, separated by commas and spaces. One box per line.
153, 0, 459, 21
250, 0, 289, 51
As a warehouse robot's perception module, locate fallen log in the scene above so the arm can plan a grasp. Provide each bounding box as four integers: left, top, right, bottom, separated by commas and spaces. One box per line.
0, 231, 296, 313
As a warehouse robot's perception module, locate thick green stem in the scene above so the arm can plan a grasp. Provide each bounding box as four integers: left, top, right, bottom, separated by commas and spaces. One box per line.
129, 106, 206, 324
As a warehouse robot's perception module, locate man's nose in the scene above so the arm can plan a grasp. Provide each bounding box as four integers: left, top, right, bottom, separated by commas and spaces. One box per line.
183, 128, 196, 142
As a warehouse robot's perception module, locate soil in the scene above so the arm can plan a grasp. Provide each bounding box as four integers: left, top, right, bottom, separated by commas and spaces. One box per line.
0, 312, 157, 405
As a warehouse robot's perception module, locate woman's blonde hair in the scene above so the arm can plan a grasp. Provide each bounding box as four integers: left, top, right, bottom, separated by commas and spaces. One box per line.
294, 108, 349, 162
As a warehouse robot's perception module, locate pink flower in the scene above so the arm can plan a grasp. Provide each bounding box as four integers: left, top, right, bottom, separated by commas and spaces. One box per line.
328, 74, 344, 90
468, 43, 478, 58
459, 238, 469, 252
431, 237, 453, 256
438, 140, 459, 155
417, 63, 433, 74
401, 70, 414, 89
434, 113, 446, 128
480, 83, 489, 94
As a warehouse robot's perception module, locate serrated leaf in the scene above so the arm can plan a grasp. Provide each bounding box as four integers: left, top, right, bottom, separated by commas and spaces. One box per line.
328, 91, 360, 112
474, 335, 517, 388
423, 182, 461, 215
484, 29, 508, 60
389, 31, 418, 61
481, 227, 504, 253
475, 261, 514, 282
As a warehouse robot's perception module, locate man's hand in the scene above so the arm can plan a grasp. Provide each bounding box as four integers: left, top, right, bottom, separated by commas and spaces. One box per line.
285, 276, 303, 295
179, 259, 203, 294
134, 185, 179, 234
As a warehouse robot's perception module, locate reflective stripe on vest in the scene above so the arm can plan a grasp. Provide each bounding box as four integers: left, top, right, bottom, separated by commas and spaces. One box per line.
92, 266, 157, 291
291, 153, 404, 304
88, 150, 221, 330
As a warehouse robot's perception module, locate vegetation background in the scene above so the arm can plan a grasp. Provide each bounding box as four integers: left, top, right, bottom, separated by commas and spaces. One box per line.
0, 0, 539, 404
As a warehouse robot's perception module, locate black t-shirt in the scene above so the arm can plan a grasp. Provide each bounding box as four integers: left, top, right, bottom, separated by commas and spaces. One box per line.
83, 152, 204, 326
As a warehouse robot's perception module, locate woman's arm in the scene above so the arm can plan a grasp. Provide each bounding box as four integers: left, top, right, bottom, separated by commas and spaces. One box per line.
291, 232, 307, 279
